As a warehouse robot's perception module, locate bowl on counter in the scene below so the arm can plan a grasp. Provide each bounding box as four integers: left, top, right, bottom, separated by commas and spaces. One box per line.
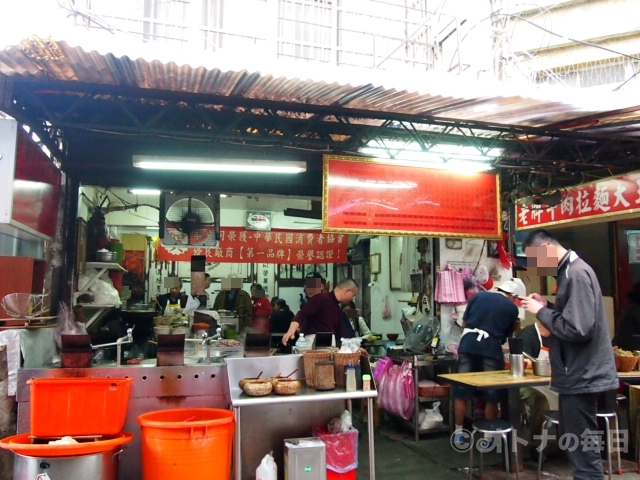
386, 333, 400, 341
96, 250, 118, 262
243, 380, 273, 396
273, 379, 301, 395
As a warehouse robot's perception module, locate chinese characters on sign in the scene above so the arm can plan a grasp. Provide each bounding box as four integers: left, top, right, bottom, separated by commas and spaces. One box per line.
627, 232, 640, 264
157, 227, 348, 264
323, 155, 501, 238
516, 172, 640, 230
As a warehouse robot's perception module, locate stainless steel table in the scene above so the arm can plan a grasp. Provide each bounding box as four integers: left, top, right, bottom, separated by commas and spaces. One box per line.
227, 355, 378, 480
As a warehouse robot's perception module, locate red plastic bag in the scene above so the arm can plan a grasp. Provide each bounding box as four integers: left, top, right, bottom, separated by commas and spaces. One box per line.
377, 360, 414, 420
312, 425, 359, 473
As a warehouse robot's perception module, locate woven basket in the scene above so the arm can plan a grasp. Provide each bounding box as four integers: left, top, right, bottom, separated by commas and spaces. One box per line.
334, 352, 361, 389
615, 355, 638, 372
303, 350, 333, 388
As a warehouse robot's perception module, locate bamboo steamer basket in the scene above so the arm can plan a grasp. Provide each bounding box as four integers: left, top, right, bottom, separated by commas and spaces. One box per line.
303, 350, 333, 388
334, 352, 361, 389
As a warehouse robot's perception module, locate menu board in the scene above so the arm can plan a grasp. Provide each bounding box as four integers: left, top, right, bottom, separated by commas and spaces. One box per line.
323, 155, 501, 238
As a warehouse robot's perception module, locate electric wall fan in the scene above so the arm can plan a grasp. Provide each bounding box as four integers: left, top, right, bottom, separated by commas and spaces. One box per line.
160, 192, 220, 246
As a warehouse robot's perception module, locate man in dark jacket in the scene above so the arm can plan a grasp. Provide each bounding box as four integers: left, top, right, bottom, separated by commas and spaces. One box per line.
522, 229, 618, 479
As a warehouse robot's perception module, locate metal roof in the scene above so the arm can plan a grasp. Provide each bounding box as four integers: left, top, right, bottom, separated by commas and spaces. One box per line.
1, 35, 640, 199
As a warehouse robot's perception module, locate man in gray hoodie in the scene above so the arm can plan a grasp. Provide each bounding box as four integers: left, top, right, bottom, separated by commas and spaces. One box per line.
521, 229, 618, 480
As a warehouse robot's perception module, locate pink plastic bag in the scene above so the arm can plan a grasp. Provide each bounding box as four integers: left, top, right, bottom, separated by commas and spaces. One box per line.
373, 356, 393, 381
378, 360, 414, 420
434, 265, 466, 304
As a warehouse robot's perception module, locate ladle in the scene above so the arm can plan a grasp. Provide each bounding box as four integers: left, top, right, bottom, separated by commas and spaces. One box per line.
523, 352, 537, 363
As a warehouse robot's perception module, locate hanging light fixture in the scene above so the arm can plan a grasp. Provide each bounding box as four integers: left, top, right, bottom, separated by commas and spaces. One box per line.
133, 156, 307, 174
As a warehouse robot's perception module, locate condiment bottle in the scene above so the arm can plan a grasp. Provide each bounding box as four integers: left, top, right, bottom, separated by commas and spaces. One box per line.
362, 374, 372, 391
345, 365, 357, 392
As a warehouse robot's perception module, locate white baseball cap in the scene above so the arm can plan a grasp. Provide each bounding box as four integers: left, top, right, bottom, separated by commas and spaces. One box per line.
497, 280, 519, 296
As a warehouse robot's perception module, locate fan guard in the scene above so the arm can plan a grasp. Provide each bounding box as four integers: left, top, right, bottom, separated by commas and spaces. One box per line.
163, 195, 218, 246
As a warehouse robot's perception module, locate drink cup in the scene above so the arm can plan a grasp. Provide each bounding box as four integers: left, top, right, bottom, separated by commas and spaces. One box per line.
509, 354, 524, 378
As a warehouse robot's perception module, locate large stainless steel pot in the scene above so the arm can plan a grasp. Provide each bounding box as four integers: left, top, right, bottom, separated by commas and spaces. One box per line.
13, 449, 122, 480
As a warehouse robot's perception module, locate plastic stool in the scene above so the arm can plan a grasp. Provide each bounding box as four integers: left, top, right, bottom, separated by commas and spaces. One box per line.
537, 410, 559, 480
597, 409, 623, 479
469, 418, 520, 480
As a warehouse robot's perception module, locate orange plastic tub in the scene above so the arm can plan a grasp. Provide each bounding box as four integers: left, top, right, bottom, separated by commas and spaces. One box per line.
28, 377, 133, 437
0, 432, 133, 457
138, 408, 234, 480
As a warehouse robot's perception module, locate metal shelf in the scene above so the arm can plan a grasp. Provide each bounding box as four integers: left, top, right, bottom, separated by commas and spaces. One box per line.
75, 263, 126, 329
384, 349, 455, 442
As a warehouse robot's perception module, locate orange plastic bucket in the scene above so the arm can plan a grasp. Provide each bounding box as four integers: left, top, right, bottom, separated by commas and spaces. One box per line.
138, 408, 234, 480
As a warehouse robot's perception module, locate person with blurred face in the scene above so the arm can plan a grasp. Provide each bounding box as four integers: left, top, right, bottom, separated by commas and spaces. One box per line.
213, 277, 252, 333
153, 277, 187, 314
520, 228, 617, 479
282, 278, 359, 345
250, 283, 272, 333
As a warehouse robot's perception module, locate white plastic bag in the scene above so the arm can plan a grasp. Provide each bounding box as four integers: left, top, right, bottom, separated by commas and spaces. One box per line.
53, 303, 88, 350
256, 452, 277, 480
183, 295, 200, 316
419, 401, 443, 430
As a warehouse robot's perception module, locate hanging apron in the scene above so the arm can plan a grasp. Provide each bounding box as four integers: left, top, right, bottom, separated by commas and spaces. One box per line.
164, 298, 181, 316
534, 323, 550, 360
533, 322, 557, 408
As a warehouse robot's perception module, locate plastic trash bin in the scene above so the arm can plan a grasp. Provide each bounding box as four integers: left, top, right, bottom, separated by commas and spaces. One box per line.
138, 408, 234, 480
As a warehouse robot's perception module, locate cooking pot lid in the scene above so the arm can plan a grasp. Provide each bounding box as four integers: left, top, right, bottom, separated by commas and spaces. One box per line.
0, 432, 133, 457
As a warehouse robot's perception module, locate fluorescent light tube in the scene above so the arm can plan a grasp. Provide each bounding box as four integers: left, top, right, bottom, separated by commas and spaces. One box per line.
129, 189, 161, 195
133, 156, 306, 173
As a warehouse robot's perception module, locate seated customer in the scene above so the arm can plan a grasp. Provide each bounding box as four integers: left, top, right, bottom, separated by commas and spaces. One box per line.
270, 299, 294, 333
341, 301, 372, 337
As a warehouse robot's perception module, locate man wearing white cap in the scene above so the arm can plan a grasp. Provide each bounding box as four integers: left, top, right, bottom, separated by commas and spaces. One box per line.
453, 279, 521, 433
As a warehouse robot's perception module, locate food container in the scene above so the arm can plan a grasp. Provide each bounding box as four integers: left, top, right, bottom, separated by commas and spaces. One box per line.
96, 250, 117, 262
243, 380, 273, 396
267, 376, 288, 388
303, 350, 333, 388
314, 361, 336, 391
238, 377, 262, 390
171, 326, 190, 335
615, 355, 638, 372
28, 378, 133, 437
532, 358, 551, 376
154, 325, 171, 337
273, 379, 301, 395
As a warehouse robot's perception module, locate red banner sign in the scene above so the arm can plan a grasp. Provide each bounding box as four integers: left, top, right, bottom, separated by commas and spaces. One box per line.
323, 155, 501, 238
516, 171, 640, 229
157, 227, 348, 263
12, 129, 61, 239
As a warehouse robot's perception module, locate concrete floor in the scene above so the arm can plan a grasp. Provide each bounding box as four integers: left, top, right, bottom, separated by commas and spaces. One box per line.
354, 410, 640, 480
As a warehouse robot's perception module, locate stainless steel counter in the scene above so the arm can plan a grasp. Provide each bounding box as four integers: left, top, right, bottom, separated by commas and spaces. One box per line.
17, 365, 229, 480
226, 355, 378, 480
